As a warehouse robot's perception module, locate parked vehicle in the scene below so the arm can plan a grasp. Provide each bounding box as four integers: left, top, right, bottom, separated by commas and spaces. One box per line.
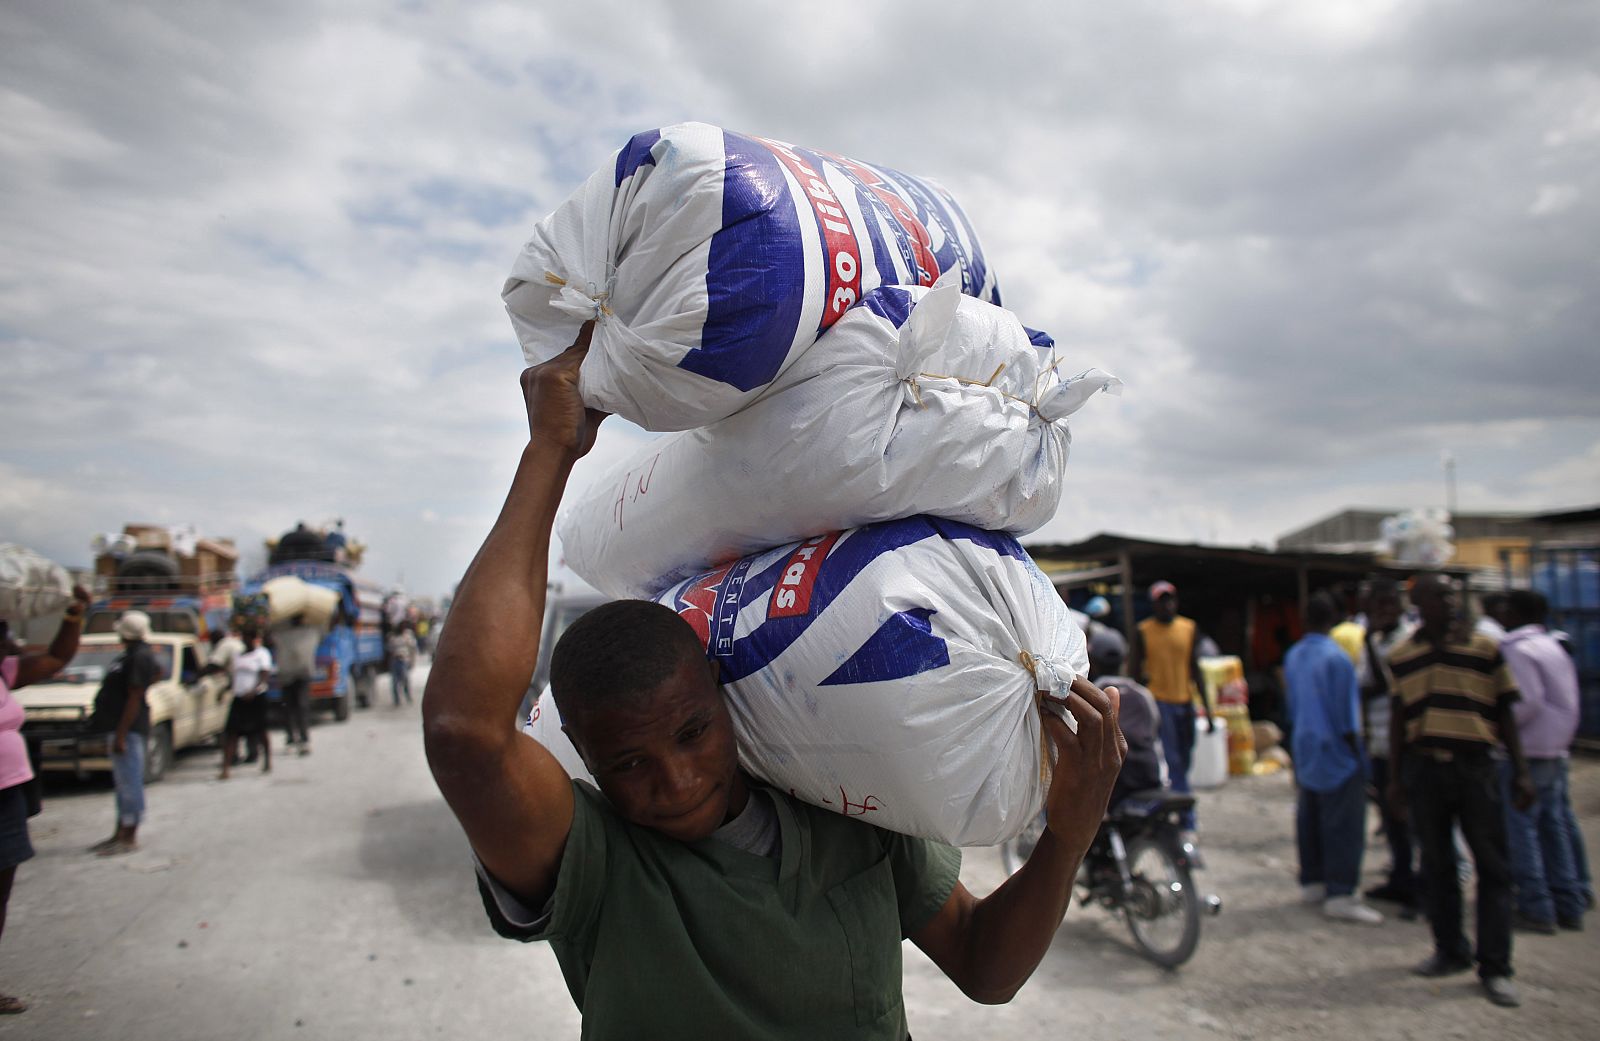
516, 587, 609, 729
16, 632, 231, 782
998, 790, 1221, 968
238, 524, 386, 721
81, 523, 240, 639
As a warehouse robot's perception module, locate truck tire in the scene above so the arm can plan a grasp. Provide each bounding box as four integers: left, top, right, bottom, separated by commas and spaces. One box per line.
116, 550, 180, 594
144, 722, 174, 783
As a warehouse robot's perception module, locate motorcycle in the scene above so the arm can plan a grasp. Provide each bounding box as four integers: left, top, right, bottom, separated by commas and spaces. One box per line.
999, 789, 1222, 968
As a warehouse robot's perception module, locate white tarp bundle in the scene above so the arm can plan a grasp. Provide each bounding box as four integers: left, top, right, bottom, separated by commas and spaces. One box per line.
260, 576, 339, 629
532, 516, 1087, 847
559, 281, 1120, 599
0, 544, 73, 621
503, 122, 1000, 431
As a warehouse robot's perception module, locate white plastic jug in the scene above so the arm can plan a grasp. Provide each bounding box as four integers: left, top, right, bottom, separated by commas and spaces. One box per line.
1190, 715, 1230, 790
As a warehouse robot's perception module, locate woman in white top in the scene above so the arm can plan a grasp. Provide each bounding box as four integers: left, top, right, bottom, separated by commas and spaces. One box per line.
220, 630, 274, 780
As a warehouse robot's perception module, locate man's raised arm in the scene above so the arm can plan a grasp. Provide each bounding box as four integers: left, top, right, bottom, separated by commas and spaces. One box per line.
422, 325, 605, 909
911, 677, 1127, 1003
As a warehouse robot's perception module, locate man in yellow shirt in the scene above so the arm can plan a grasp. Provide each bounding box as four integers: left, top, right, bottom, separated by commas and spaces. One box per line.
1131, 581, 1208, 832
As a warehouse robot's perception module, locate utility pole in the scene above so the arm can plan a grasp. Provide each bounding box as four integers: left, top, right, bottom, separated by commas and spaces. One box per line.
1442, 450, 1457, 518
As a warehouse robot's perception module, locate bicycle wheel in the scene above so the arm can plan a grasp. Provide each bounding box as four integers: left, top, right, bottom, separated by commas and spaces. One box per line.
1122, 834, 1202, 968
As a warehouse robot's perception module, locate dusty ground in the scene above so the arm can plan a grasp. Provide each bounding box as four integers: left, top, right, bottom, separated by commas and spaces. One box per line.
2, 665, 1597, 1040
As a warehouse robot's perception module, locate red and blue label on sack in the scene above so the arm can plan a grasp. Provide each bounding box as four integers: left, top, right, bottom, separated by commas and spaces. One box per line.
610, 125, 997, 396
663, 517, 1026, 686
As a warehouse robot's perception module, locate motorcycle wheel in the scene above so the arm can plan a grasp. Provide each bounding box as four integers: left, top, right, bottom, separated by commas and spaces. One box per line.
1122, 834, 1202, 968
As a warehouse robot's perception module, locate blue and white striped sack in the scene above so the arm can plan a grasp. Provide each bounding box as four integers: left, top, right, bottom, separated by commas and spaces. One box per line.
503, 122, 1000, 431
527, 517, 1084, 846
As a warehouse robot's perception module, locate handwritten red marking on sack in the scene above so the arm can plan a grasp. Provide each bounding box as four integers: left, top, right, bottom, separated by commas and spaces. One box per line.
822, 152, 940, 287
792, 786, 883, 817
838, 787, 884, 817
611, 452, 660, 532
756, 138, 862, 328
766, 532, 841, 621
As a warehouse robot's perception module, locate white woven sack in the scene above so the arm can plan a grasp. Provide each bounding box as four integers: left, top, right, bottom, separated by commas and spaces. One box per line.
503, 122, 1000, 431
261, 575, 311, 626
521, 685, 593, 783
651, 516, 1086, 847
558, 281, 1120, 600
0, 543, 73, 621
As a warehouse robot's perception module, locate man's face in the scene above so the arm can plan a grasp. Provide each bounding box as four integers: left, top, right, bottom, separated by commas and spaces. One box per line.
1413, 580, 1457, 634
1153, 593, 1178, 622
565, 656, 746, 843
1366, 592, 1402, 632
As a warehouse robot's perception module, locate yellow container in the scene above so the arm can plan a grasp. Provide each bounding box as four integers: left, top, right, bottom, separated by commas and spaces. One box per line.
1219, 703, 1256, 776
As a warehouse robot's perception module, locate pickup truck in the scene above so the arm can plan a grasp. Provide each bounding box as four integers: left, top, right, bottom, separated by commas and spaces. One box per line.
15, 632, 232, 782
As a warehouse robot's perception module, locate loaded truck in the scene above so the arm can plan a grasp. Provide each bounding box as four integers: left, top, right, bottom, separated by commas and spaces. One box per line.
17, 524, 240, 781
238, 523, 386, 721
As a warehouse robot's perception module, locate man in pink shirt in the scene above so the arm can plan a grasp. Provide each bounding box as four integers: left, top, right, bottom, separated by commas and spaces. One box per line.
1498, 590, 1585, 933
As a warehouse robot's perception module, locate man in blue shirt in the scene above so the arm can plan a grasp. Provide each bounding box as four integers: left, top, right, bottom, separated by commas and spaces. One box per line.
1286, 592, 1383, 925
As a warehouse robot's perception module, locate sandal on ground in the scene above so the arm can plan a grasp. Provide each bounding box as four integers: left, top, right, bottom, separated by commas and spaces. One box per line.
0, 994, 29, 1014
95, 841, 139, 857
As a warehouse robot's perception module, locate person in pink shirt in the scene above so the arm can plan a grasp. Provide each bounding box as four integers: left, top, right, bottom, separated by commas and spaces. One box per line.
0, 585, 91, 1015
1498, 589, 1585, 932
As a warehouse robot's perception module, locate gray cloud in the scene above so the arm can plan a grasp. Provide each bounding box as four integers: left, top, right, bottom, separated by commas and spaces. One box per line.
2, 0, 1596, 596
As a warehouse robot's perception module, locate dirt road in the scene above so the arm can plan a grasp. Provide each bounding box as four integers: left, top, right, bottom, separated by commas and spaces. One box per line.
2, 669, 1596, 1039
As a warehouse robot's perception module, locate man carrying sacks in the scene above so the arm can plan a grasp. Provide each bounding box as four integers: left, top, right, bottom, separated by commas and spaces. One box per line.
423, 328, 1128, 1040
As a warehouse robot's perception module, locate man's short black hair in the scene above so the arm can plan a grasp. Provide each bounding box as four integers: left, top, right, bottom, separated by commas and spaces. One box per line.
1305, 591, 1340, 631
1506, 589, 1549, 627
1480, 591, 1509, 614
549, 600, 709, 718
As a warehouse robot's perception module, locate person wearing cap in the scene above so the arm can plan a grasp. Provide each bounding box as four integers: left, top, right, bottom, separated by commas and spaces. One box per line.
1130, 580, 1208, 832
1086, 626, 1164, 810
1080, 595, 1117, 649
88, 610, 160, 856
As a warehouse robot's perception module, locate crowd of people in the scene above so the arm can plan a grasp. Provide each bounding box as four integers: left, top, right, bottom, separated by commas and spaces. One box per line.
0, 486, 1591, 1025
1281, 575, 1588, 1009
0, 594, 431, 1016
1073, 570, 1588, 1011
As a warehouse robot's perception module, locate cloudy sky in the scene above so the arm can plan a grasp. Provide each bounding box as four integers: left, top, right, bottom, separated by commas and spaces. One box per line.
3, 0, 1596, 598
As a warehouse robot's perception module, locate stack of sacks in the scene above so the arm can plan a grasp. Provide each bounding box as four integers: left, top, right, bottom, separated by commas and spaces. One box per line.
503, 122, 1000, 431
0, 544, 73, 621
512, 125, 1118, 846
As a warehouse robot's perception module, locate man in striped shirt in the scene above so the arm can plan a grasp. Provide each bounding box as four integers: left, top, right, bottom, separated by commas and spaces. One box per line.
1386, 574, 1535, 1008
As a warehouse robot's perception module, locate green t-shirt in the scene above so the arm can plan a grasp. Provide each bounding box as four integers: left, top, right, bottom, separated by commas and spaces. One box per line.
479, 780, 962, 1041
